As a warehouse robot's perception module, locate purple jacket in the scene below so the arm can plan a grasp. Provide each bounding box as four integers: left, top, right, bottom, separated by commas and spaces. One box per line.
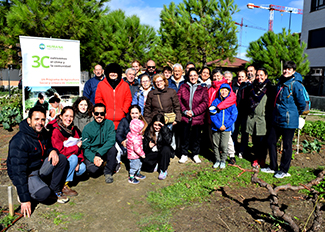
177, 82, 209, 126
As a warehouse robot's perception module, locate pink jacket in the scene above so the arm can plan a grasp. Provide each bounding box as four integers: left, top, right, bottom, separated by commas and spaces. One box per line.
126, 119, 145, 160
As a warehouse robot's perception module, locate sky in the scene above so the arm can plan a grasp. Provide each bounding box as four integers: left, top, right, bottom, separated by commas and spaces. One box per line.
106, 0, 304, 60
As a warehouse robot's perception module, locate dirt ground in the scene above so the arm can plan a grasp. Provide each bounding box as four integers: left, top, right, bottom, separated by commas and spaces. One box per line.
0, 123, 324, 232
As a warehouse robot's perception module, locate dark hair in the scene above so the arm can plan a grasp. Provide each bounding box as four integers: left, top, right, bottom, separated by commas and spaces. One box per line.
185, 61, 195, 69
128, 104, 142, 114
162, 66, 172, 72
49, 93, 60, 103
104, 63, 123, 79
257, 68, 268, 76
200, 67, 211, 75
93, 103, 106, 113
211, 68, 222, 77
129, 104, 147, 132
72, 96, 93, 117
188, 67, 198, 75
60, 106, 74, 118
28, 106, 46, 119
237, 70, 247, 76
283, 61, 296, 71
149, 114, 165, 142
38, 93, 44, 99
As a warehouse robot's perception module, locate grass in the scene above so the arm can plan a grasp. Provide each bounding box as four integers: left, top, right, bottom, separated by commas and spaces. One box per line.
141, 158, 322, 231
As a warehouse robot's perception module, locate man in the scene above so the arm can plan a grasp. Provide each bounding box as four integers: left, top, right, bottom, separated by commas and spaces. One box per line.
83, 64, 105, 104
7, 107, 69, 217
262, 61, 306, 178
82, 103, 117, 183
123, 68, 139, 97
138, 59, 157, 81
247, 65, 256, 83
168, 63, 186, 92
95, 63, 132, 129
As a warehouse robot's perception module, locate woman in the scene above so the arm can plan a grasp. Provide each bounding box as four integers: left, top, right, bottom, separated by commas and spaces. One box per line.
199, 67, 212, 88
177, 68, 208, 164
49, 106, 86, 196
131, 60, 143, 77
142, 114, 173, 180
48, 93, 63, 122
116, 105, 147, 156
244, 68, 274, 168
143, 74, 181, 125
131, 75, 152, 114
72, 96, 93, 133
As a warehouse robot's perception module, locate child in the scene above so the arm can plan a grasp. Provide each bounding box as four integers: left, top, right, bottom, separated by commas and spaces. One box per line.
209, 83, 238, 169
127, 119, 146, 184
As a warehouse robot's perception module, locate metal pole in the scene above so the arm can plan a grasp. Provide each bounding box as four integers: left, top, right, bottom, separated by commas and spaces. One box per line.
289, 11, 292, 31
8, 65, 12, 98
8, 186, 14, 216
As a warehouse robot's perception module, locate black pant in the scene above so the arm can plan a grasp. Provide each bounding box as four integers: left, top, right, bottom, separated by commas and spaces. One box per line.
142, 145, 171, 172
232, 116, 249, 154
181, 121, 201, 156
85, 146, 117, 175
252, 135, 267, 165
268, 126, 295, 173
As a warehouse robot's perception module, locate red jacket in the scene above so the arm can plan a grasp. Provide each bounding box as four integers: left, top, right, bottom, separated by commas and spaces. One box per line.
208, 78, 236, 108
95, 78, 132, 129
50, 120, 84, 162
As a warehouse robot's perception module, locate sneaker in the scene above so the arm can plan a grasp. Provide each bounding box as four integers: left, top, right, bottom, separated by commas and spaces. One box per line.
274, 171, 291, 179
220, 162, 226, 169
193, 155, 201, 164
55, 192, 69, 204
158, 170, 167, 180
178, 155, 188, 164
260, 167, 275, 173
238, 152, 243, 159
114, 162, 121, 173
252, 160, 259, 168
229, 157, 236, 165
128, 177, 139, 184
153, 163, 158, 172
135, 172, 146, 180
62, 185, 78, 196
105, 174, 114, 184
213, 161, 220, 169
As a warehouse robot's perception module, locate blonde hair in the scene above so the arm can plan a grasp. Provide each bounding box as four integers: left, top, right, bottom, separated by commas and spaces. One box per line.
152, 73, 168, 89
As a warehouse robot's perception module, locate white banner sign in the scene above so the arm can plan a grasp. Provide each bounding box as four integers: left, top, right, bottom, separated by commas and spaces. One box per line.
20, 36, 80, 86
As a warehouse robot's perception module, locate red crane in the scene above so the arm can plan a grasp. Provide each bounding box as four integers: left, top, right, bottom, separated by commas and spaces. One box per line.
247, 3, 303, 31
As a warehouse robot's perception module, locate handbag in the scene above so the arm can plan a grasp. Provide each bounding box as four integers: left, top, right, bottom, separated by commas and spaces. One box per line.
157, 94, 176, 124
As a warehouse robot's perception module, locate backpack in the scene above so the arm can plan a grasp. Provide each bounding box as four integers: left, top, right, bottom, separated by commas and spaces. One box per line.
287, 80, 311, 115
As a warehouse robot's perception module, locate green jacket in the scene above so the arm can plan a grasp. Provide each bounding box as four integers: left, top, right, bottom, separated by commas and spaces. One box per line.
246, 94, 267, 136
82, 119, 116, 162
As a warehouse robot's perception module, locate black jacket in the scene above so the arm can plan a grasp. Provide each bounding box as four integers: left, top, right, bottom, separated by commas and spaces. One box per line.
116, 113, 132, 153
7, 119, 57, 202
143, 125, 173, 154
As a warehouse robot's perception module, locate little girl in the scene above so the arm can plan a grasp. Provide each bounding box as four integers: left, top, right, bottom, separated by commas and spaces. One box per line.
127, 119, 146, 184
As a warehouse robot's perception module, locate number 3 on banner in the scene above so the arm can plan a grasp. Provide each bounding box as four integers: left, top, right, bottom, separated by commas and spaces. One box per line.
32, 55, 49, 68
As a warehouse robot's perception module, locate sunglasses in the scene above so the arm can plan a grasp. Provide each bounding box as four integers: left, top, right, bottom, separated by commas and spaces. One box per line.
147, 66, 155, 69
94, 112, 105, 116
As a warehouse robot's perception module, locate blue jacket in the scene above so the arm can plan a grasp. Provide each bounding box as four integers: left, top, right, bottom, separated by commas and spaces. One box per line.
273, 72, 306, 129
168, 76, 186, 93
83, 76, 103, 104
131, 87, 152, 114
210, 84, 238, 132
116, 113, 131, 154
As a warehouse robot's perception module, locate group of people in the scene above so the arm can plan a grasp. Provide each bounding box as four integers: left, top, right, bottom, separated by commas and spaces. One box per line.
7, 59, 306, 217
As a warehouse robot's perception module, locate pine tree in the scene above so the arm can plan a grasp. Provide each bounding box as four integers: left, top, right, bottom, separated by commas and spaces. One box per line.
155, 0, 238, 68
99, 10, 157, 70
246, 29, 310, 82
0, 0, 14, 68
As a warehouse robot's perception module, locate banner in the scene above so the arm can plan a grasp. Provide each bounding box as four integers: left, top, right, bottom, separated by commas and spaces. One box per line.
20, 36, 80, 86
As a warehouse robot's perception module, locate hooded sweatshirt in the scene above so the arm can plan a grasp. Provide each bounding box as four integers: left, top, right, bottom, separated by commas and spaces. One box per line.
126, 119, 145, 159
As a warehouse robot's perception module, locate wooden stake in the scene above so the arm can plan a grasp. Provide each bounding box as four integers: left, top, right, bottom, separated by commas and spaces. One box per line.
8, 186, 14, 216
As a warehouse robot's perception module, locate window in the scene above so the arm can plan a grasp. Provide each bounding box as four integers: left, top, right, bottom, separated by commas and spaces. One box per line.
308, 27, 325, 48
311, 0, 325, 11
310, 68, 323, 76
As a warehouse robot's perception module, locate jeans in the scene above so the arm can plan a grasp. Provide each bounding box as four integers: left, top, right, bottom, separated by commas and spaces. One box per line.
66, 155, 86, 182
129, 158, 142, 176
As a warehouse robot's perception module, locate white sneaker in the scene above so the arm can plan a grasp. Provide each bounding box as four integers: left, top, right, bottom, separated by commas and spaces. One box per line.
178, 155, 188, 164
193, 155, 201, 164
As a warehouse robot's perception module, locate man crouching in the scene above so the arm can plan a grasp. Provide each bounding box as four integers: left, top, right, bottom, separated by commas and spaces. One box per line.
7, 106, 69, 217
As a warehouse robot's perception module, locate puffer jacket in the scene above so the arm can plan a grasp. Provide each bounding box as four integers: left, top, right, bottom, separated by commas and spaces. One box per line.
208, 78, 237, 108
123, 77, 140, 98
168, 76, 186, 93
210, 84, 238, 132
82, 119, 116, 162
126, 119, 145, 159
7, 119, 58, 203
132, 87, 152, 114
116, 113, 132, 154
273, 72, 306, 129
95, 77, 132, 129
74, 111, 93, 133
143, 125, 173, 154
144, 87, 181, 124
177, 82, 209, 125
49, 120, 84, 162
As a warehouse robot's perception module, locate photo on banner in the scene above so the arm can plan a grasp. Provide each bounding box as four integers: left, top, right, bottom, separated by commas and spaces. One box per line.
20, 36, 81, 121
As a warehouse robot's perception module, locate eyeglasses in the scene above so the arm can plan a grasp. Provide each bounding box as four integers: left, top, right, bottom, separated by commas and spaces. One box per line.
142, 80, 150, 83
94, 112, 105, 116
147, 66, 155, 69
155, 80, 164, 84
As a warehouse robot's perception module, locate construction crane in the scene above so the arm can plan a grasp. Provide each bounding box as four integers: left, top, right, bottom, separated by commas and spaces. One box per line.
247, 3, 303, 32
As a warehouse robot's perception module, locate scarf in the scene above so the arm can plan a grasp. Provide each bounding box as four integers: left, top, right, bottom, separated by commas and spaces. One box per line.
249, 79, 269, 112
56, 117, 75, 138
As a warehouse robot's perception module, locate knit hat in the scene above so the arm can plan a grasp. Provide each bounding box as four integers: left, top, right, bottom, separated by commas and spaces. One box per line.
104, 63, 122, 79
